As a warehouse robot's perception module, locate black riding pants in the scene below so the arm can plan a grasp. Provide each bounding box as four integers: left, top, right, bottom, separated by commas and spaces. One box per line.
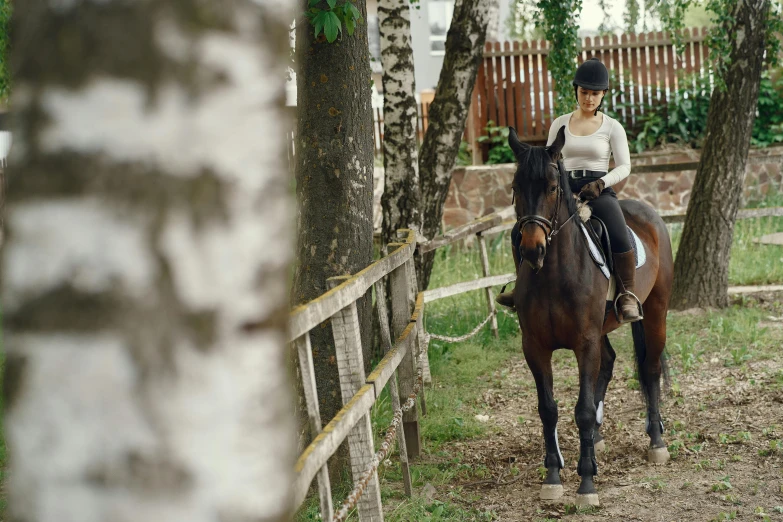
511, 177, 632, 256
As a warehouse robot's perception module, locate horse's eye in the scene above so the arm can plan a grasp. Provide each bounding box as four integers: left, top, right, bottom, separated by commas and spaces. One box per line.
549, 185, 558, 193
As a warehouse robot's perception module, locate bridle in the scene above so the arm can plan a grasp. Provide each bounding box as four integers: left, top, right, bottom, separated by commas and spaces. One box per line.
513, 162, 579, 246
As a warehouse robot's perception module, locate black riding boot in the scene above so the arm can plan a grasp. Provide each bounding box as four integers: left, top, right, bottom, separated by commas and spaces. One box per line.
612, 250, 643, 323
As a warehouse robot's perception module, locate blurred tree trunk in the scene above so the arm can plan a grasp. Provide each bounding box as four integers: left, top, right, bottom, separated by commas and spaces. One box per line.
671, 0, 770, 309
3, 1, 296, 521
292, 0, 375, 470
379, 0, 422, 246
418, 0, 493, 290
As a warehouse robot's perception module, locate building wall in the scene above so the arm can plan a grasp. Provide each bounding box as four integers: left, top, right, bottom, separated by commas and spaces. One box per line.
410, 0, 510, 92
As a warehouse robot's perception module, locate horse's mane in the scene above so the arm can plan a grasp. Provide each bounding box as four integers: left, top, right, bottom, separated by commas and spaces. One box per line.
513, 145, 578, 217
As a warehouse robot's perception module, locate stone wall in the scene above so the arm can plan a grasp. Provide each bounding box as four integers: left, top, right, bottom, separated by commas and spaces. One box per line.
443, 144, 783, 229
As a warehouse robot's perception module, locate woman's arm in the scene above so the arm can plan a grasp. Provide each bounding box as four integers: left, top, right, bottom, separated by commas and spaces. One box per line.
602, 120, 631, 188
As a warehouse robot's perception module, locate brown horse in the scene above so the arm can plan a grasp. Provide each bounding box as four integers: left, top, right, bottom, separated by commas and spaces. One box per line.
508, 126, 672, 506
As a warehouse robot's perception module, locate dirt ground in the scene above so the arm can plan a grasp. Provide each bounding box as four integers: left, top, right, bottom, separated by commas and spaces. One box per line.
427, 296, 783, 521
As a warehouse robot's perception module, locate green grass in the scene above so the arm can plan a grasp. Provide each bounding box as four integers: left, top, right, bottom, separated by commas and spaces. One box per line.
670, 190, 783, 285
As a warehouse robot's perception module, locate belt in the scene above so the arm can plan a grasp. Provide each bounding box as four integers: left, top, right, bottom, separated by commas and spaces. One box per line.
569, 169, 607, 179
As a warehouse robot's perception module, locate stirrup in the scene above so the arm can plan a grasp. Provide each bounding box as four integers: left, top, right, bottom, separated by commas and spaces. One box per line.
613, 291, 643, 323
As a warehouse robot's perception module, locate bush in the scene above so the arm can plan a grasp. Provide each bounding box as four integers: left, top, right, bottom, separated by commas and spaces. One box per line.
751, 69, 783, 147
477, 122, 515, 164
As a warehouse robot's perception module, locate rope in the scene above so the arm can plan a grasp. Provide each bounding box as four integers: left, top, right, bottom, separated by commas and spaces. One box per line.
332, 349, 427, 522
424, 310, 495, 344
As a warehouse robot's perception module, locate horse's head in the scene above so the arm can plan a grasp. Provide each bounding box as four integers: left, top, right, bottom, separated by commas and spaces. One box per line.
509, 125, 571, 272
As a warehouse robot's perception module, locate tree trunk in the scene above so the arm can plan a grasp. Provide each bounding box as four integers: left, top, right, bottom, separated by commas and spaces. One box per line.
671, 0, 770, 309
3, 1, 295, 521
418, 0, 493, 290
379, 0, 422, 246
292, 0, 375, 451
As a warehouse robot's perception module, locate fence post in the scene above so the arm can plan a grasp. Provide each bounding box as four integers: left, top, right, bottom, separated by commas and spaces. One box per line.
373, 280, 413, 497
398, 231, 431, 388
477, 232, 499, 338
328, 276, 384, 521
295, 333, 334, 519
388, 248, 421, 459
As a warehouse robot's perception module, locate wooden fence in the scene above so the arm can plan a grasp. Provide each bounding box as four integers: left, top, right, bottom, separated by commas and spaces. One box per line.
470, 27, 712, 154
291, 229, 430, 521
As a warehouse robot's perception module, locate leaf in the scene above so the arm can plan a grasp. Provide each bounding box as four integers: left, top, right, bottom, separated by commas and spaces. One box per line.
324, 11, 341, 42
308, 0, 320, 6
346, 1, 362, 22
345, 16, 356, 36
312, 10, 327, 39
327, 0, 336, 8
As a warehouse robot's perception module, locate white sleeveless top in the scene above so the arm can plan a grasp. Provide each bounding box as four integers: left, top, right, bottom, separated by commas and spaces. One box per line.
545, 112, 632, 188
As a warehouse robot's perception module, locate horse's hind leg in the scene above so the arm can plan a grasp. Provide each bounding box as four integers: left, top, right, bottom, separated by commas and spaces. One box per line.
523, 343, 564, 500
593, 336, 616, 452
634, 292, 670, 465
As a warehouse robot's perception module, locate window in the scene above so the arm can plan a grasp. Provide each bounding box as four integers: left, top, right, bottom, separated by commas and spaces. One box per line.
428, 0, 454, 55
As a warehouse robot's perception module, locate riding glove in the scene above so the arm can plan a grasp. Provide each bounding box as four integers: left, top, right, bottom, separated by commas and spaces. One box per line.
579, 178, 605, 201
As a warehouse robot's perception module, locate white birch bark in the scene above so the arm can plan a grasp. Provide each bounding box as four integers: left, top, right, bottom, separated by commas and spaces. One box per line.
3, 1, 295, 521
379, 0, 422, 245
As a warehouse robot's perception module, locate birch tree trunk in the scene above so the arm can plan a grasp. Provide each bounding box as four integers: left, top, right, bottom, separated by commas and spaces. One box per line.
292, 0, 375, 455
379, 0, 422, 246
671, 0, 770, 309
418, 0, 492, 289
3, 1, 296, 521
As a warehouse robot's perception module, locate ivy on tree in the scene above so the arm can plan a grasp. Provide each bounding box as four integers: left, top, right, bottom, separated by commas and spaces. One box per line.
535, 0, 583, 115
306, 0, 363, 43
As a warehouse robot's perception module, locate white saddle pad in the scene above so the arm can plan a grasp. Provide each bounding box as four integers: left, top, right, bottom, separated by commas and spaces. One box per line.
577, 222, 647, 301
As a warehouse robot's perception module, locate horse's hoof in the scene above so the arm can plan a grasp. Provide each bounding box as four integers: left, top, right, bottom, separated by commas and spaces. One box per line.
648, 446, 670, 465
575, 493, 600, 507
539, 484, 564, 500
594, 439, 606, 452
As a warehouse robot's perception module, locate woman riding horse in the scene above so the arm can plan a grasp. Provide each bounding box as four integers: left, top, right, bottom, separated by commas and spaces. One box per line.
495, 58, 673, 507
497, 58, 642, 323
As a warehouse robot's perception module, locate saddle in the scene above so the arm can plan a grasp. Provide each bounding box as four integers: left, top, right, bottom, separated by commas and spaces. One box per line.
578, 217, 646, 300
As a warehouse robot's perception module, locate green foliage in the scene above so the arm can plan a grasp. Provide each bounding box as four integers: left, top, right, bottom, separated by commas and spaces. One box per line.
0, 0, 11, 101
751, 70, 783, 147
477, 122, 515, 165
534, 0, 582, 115
305, 0, 363, 43
623, 0, 641, 33
455, 140, 473, 166
505, 0, 544, 41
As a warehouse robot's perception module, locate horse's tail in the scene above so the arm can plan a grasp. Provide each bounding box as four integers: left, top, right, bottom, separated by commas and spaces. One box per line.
631, 321, 670, 405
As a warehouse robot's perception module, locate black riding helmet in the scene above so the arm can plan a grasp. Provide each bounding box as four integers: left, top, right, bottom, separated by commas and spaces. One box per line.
573, 57, 609, 115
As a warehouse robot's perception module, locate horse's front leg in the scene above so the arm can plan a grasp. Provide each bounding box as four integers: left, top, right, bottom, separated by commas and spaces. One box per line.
522, 341, 564, 500
593, 336, 617, 452
574, 339, 602, 507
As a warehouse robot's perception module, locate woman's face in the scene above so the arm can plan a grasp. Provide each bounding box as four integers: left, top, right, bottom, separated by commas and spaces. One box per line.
577, 88, 607, 113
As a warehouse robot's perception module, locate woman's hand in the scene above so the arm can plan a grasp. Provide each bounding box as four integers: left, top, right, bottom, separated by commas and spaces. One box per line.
579, 178, 605, 201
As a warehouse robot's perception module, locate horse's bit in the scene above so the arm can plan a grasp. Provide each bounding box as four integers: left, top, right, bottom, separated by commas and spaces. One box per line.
513, 162, 579, 245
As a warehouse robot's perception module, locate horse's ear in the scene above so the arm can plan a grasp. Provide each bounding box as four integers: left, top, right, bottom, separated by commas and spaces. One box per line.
546, 125, 566, 161
508, 127, 529, 159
